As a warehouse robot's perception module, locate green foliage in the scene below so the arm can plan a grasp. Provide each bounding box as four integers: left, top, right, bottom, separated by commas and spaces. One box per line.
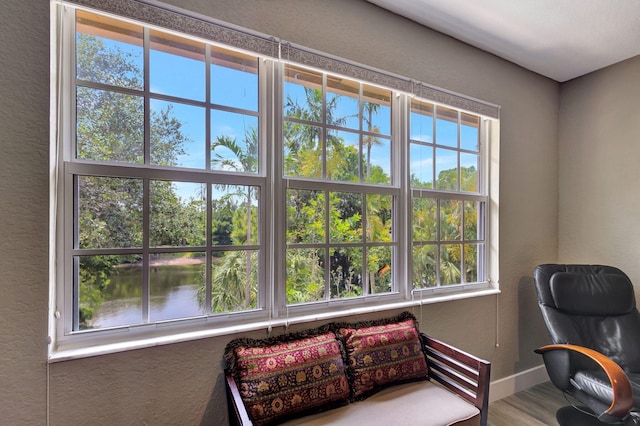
76, 32, 482, 327
199, 250, 258, 313
410, 166, 481, 289
285, 249, 325, 304
76, 34, 197, 328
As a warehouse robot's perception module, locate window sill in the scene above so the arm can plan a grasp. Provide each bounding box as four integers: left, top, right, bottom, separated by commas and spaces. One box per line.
48, 287, 500, 363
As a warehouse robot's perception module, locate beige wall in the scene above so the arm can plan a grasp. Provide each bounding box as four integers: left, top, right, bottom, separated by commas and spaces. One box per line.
0, 1, 50, 424
0, 0, 561, 424
559, 55, 640, 286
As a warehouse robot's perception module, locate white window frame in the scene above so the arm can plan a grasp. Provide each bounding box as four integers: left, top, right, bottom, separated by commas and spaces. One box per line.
49, 1, 500, 359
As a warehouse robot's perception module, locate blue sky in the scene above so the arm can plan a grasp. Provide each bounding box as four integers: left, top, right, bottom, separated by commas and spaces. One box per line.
84, 30, 479, 199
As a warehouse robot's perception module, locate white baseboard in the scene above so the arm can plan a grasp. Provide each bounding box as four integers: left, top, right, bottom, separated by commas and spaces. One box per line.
489, 364, 550, 402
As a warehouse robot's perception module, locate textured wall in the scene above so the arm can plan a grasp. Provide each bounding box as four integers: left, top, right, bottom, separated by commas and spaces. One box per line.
0, 0, 560, 424
0, 1, 50, 424
559, 56, 640, 282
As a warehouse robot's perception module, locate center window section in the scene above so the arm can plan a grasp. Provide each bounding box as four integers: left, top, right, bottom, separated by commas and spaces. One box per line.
283, 64, 396, 305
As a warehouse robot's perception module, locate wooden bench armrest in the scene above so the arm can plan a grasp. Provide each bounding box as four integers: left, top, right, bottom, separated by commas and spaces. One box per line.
226, 373, 253, 426
421, 333, 491, 426
535, 344, 633, 421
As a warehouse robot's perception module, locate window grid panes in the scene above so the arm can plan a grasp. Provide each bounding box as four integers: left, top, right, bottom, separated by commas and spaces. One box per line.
58, 7, 493, 340
283, 63, 396, 305
409, 98, 486, 290
71, 10, 262, 330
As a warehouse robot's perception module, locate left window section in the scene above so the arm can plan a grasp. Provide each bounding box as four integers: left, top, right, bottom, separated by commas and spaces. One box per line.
60, 9, 265, 335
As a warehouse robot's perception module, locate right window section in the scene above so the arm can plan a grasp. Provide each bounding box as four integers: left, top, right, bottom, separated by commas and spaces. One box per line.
410, 99, 486, 289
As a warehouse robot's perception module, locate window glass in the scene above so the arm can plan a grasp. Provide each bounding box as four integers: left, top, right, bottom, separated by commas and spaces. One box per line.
366, 194, 392, 242
210, 110, 259, 173
460, 152, 479, 193
150, 180, 206, 247
76, 88, 144, 163
464, 244, 480, 283
211, 185, 259, 246
211, 249, 259, 312
78, 176, 143, 249
412, 245, 436, 288
149, 30, 205, 101
410, 97, 486, 289
284, 65, 323, 122
436, 106, 458, 148
463, 201, 482, 241
76, 10, 143, 90
283, 122, 323, 178
330, 247, 363, 299
59, 8, 494, 341
440, 199, 462, 241
211, 47, 258, 111
461, 113, 480, 152
69, 10, 264, 332
363, 84, 391, 136
149, 252, 206, 322
367, 246, 392, 294
150, 100, 206, 169
412, 197, 437, 242
327, 130, 360, 182
286, 248, 325, 304
286, 189, 325, 244
410, 100, 434, 143
440, 244, 462, 285
77, 254, 143, 329
327, 76, 359, 129
410, 143, 433, 188
364, 136, 391, 184
330, 192, 363, 243
435, 147, 458, 191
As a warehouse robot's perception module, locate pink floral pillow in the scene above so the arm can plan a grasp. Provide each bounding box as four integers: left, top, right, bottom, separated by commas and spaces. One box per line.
226, 330, 349, 425
335, 312, 428, 400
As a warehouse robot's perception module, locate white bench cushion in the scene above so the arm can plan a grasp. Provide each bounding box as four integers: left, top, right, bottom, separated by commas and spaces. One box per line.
281, 380, 480, 426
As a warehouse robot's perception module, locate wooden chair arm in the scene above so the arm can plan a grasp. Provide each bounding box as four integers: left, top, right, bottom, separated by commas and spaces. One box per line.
421, 333, 491, 426
226, 373, 253, 426
535, 344, 634, 420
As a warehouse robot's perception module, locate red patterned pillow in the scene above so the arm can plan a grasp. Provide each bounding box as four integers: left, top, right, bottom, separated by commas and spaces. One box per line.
335, 312, 428, 400
225, 330, 350, 425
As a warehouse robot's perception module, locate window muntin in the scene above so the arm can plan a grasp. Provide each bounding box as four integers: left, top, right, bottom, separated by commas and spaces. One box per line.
56, 7, 495, 343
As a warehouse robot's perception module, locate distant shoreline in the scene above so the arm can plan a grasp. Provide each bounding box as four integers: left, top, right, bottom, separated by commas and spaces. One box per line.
150, 256, 205, 267
120, 255, 206, 268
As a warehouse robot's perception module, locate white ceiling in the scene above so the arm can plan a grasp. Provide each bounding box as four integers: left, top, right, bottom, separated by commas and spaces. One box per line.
366, 0, 640, 82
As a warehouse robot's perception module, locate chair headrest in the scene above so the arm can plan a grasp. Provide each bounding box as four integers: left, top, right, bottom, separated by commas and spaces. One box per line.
549, 272, 635, 315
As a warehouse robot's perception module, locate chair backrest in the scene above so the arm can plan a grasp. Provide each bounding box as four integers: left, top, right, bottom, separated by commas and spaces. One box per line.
534, 264, 640, 373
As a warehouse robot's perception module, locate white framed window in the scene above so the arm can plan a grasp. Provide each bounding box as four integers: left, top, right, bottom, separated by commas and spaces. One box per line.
51, 1, 499, 355
279, 64, 397, 308
409, 101, 488, 291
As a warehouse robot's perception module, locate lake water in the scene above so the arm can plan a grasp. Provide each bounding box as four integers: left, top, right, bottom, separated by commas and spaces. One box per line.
91, 261, 207, 328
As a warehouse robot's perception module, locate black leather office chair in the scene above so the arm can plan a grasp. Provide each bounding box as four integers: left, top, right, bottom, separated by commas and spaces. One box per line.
534, 264, 640, 425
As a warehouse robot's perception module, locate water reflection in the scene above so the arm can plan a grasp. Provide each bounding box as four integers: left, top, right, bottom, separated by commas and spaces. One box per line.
92, 258, 206, 328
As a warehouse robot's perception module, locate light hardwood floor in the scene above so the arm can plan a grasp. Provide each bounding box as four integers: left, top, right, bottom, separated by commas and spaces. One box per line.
488, 381, 568, 426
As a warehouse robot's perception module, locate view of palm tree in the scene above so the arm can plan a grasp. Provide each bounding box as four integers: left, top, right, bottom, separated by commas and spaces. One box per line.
73, 10, 483, 330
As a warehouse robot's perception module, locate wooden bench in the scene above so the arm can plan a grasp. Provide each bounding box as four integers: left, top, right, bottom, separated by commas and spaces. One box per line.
226, 332, 490, 426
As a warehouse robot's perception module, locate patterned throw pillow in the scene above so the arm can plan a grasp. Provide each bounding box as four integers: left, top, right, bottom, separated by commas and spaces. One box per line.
335, 312, 429, 400
225, 330, 350, 425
